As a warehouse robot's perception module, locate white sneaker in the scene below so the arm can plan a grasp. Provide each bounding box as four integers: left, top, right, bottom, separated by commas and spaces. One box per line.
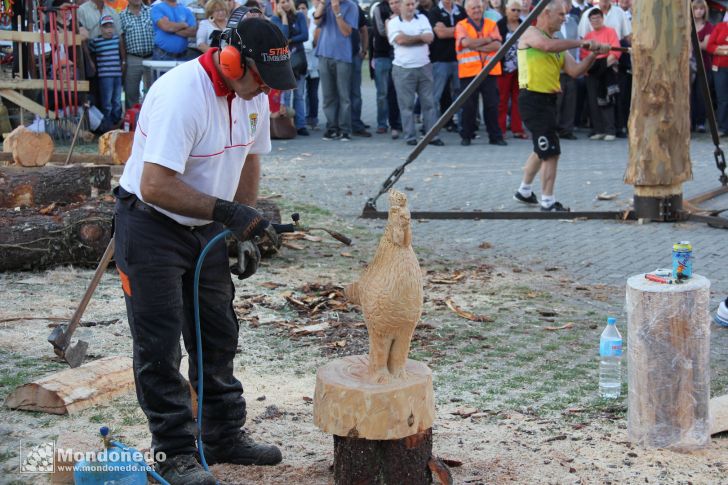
716, 300, 728, 327
589, 134, 606, 140
603, 135, 616, 141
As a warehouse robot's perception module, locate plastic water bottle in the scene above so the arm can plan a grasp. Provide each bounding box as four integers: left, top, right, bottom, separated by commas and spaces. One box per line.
599, 317, 622, 398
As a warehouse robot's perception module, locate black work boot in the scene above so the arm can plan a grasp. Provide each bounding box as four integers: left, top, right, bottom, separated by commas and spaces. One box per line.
155, 454, 217, 485
203, 429, 282, 466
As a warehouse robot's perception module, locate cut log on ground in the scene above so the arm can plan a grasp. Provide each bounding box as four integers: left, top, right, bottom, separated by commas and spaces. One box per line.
0, 152, 114, 165
314, 355, 435, 440
626, 274, 711, 451
4, 356, 134, 415
2, 125, 54, 167
0, 165, 112, 208
334, 429, 433, 484
98, 130, 134, 165
710, 395, 728, 435
0, 198, 114, 271
0, 197, 282, 271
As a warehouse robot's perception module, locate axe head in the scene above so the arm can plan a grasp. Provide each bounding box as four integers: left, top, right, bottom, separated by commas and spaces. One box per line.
48, 325, 89, 368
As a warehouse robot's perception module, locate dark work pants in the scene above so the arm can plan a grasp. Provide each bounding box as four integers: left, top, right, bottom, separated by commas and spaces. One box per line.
615, 70, 632, 134
585, 75, 616, 136
556, 73, 577, 135
460, 75, 502, 142
114, 194, 245, 457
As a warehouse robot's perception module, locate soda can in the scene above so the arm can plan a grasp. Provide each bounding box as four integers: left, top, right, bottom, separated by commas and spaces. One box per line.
672, 241, 692, 279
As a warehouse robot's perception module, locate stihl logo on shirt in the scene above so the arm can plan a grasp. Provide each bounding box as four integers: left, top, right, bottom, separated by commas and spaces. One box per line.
262, 47, 290, 62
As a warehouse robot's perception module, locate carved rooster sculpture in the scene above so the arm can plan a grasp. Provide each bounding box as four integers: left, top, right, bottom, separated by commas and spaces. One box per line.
345, 190, 423, 383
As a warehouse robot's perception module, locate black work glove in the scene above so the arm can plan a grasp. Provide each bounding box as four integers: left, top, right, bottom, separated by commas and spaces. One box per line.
230, 240, 261, 280
212, 199, 269, 242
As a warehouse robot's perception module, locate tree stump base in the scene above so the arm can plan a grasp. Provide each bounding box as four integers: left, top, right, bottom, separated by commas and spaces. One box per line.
626, 273, 711, 451
333, 428, 432, 485
314, 355, 435, 484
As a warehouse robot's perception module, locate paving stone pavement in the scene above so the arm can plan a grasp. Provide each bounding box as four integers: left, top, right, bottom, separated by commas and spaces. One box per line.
263, 77, 727, 302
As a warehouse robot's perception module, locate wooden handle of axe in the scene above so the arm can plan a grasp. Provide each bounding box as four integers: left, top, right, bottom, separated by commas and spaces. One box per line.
59, 237, 115, 348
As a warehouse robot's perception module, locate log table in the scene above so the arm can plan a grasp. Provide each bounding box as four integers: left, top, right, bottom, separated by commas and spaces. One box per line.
626, 274, 711, 451
314, 355, 435, 484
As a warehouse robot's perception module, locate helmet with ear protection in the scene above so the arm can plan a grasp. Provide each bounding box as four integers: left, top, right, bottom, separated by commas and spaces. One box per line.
219, 6, 262, 80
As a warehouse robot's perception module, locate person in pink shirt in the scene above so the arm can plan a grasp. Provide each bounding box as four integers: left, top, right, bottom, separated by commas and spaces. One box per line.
580, 7, 620, 141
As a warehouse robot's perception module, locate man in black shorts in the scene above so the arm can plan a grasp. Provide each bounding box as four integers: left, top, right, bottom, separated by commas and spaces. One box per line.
512, 0, 609, 211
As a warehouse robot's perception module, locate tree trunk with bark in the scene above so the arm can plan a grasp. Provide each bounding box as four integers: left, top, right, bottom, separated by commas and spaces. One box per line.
0, 197, 283, 271
333, 429, 433, 485
0, 165, 112, 208
624, 0, 692, 216
0, 198, 114, 271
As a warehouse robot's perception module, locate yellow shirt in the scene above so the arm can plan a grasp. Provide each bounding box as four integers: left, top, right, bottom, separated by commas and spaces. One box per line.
517, 31, 565, 93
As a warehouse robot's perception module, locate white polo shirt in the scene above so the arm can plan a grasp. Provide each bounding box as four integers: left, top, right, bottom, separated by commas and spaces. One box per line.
119, 48, 271, 227
387, 14, 433, 69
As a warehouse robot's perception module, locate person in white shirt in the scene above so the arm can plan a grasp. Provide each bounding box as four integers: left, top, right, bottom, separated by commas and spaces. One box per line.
115, 12, 295, 484
577, 0, 631, 41
387, 0, 444, 145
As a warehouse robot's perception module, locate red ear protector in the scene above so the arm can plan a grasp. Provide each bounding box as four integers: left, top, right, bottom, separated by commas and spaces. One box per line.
219, 6, 262, 80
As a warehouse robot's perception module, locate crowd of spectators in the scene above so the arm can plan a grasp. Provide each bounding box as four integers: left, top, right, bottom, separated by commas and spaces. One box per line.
28, 0, 728, 140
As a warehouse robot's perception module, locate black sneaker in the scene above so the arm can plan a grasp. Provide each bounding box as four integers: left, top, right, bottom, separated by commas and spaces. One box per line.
460, 138, 471, 146
429, 138, 445, 146
340, 133, 351, 142
322, 130, 339, 141
155, 454, 217, 485
406, 139, 417, 146
540, 201, 570, 212
297, 127, 310, 136
203, 430, 282, 466
353, 129, 372, 137
513, 191, 539, 205
489, 139, 508, 146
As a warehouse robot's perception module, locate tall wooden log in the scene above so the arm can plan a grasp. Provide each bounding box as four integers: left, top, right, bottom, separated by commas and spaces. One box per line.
0, 165, 112, 208
626, 274, 711, 451
624, 0, 692, 219
0, 198, 114, 271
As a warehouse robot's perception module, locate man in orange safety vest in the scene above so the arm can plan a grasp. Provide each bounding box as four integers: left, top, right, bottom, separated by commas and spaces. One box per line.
455, 0, 506, 146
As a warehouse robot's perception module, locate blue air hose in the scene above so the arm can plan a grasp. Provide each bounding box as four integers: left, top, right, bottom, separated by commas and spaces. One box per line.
193, 229, 233, 471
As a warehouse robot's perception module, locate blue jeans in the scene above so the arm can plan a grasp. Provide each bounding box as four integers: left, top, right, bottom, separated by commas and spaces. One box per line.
715, 67, 728, 133
374, 57, 392, 130
305, 75, 319, 127
432, 61, 459, 118
99, 76, 122, 124
282, 76, 307, 129
152, 46, 190, 61
318, 56, 353, 135
351, 56, 366, 132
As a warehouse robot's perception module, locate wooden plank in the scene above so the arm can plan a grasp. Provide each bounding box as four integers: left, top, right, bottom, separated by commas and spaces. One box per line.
0, 30, 83, 46
4, 356, 134, 415
0, 78, 89, 91
0, 89, 56, 119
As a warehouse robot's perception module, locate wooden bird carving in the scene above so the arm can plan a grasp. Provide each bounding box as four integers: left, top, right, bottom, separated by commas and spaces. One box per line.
345, 190, 423, 384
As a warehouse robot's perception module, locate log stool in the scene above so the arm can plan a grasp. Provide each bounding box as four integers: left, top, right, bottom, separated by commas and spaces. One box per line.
626, 274, 711, 450
314, 355, 435, 484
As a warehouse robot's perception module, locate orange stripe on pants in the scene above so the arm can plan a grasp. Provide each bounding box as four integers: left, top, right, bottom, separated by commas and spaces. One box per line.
117, 266, 132, 297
